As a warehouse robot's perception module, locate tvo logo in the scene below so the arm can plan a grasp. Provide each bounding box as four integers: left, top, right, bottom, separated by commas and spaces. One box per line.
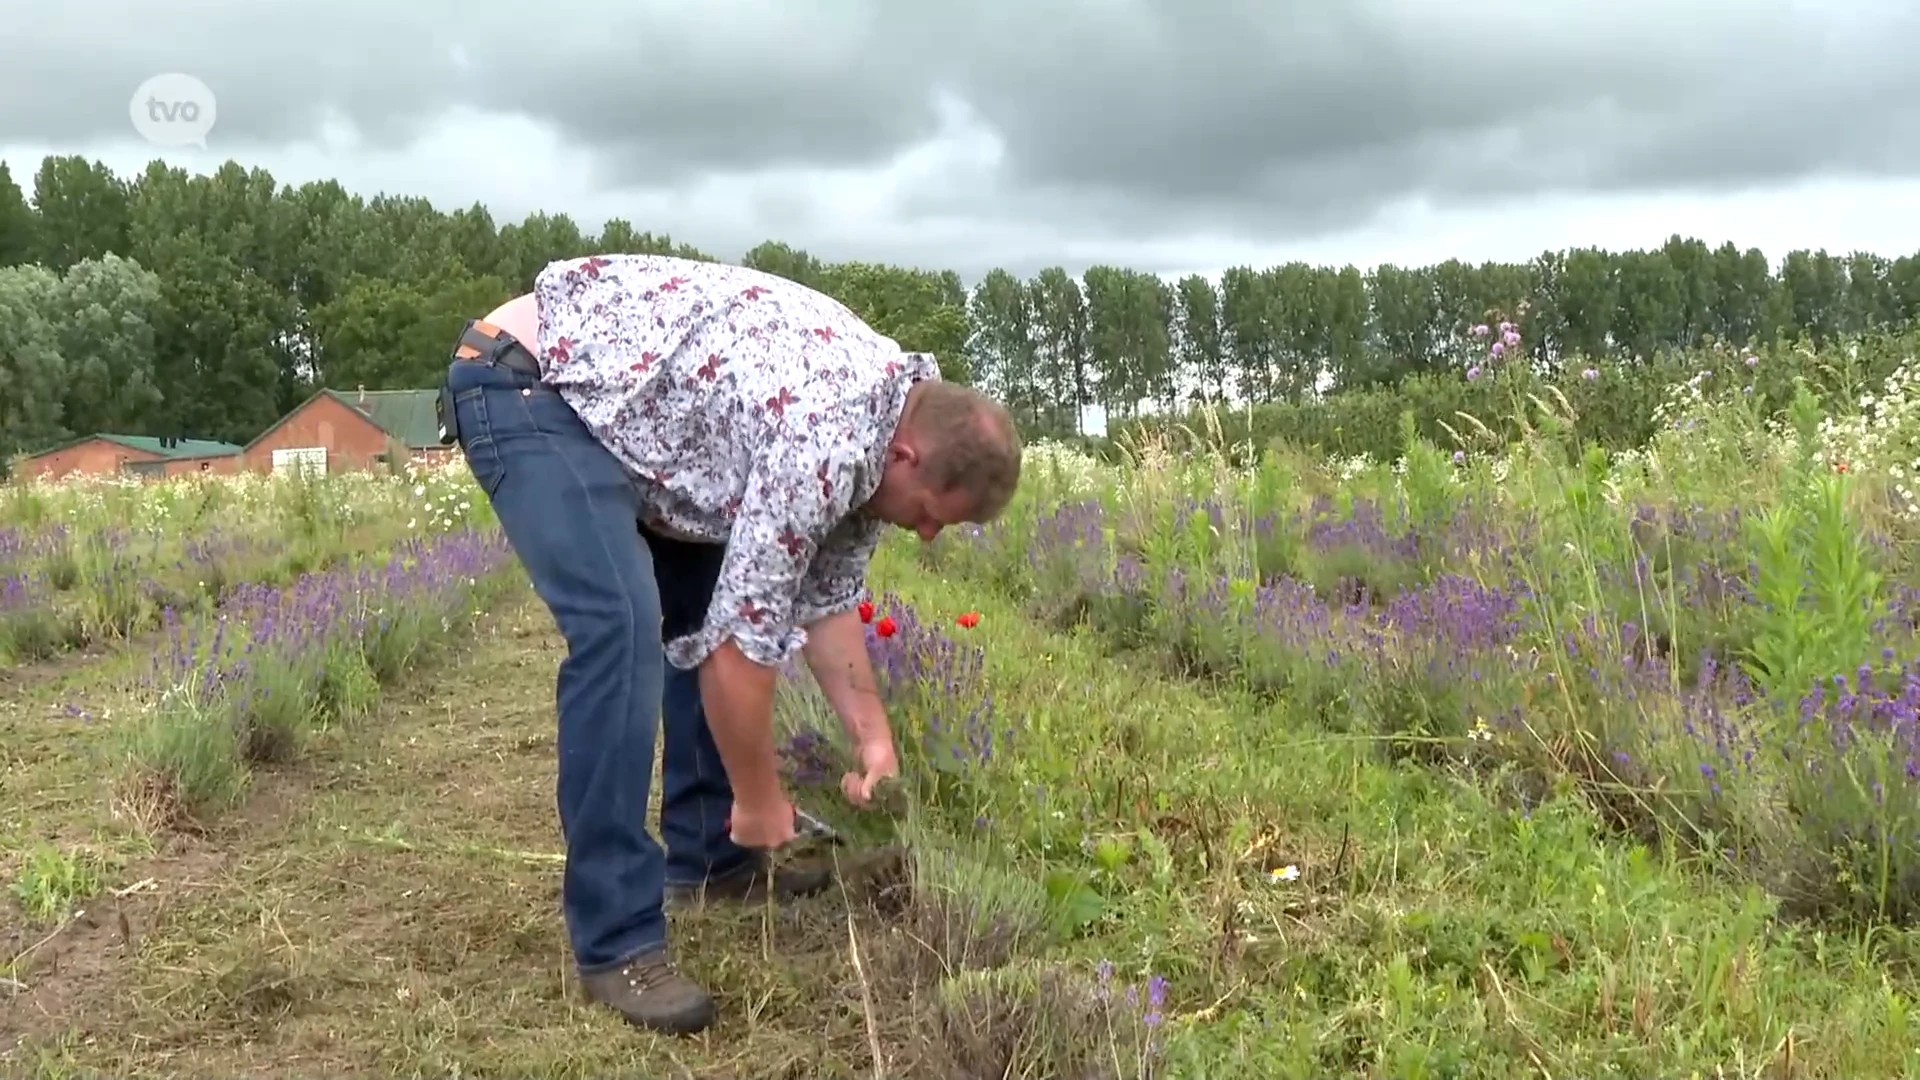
129, 73, 217, 149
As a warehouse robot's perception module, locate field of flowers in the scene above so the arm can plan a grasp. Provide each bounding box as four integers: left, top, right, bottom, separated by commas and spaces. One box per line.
7, 357, 1920, 1077
926, 403, 1920, 928
0, 465, 520, 824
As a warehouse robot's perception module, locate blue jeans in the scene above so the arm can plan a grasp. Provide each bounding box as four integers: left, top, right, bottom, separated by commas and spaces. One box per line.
445, 355, 755, 972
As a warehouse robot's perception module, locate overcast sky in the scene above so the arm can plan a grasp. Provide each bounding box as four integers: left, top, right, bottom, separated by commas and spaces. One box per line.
2, 0, 1918, 283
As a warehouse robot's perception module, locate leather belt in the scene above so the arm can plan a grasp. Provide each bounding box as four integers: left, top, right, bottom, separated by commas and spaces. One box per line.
452, 317, 542, 376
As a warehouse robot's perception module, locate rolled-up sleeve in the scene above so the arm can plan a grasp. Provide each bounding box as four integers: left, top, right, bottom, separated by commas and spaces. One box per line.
663, 440, 866, 670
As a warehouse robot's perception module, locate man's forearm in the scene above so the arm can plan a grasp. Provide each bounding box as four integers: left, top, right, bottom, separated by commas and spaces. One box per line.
698, 639, 786, 808
802, 606, 895, 748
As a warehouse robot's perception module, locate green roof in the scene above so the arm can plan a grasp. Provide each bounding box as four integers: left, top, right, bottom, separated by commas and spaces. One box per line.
30, 433, 241, 459
104, 435, 243, 459
323, 389, 443, 449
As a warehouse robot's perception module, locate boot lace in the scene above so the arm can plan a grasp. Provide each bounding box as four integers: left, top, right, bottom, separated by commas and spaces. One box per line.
618, 956, 682, 994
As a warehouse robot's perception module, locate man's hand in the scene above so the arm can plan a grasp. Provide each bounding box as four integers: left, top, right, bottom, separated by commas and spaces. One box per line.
803, 606, 904, 809
728, 796, 799, 851
841, 738, 899, 807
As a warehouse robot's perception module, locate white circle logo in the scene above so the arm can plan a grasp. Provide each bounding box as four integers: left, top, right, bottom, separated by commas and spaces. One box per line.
129, 73, 217, 149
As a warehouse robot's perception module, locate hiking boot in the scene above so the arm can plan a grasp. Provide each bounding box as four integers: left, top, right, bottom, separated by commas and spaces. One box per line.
665, 854, 834, 908
578, 947, 717, 1034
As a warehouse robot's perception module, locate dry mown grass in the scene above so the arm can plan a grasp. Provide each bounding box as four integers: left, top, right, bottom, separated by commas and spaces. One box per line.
3, 598, 1149, 1080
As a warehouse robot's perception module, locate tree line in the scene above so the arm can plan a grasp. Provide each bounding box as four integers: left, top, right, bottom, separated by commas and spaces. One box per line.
3, 152, 1919, 464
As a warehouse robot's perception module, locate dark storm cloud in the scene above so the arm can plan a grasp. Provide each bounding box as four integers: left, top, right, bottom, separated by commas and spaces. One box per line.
0, 1, 945, 176
2, 0, 1916, 234
941, 0, 1920, 218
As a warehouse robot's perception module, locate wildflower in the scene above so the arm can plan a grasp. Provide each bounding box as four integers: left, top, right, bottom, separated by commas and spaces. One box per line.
1452, 450, 1465, 465
955, 611, 980, 629
1469, 716, 1493, 742
857, 599, 874, 623
874, 615, 897, 638
1580, 368, 1599, 381
1745, 355, 1759, 368
1267, 864, 1300, 884
1470, 323, 1490, 337
1144, 974, 1167, 1029
1467, 365, 1483, 381
1502, 329, 1520, 348
1490, 341, 1505, 358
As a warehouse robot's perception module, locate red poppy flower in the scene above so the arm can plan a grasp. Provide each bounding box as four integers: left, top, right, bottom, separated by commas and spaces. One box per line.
955, 611, 980, 629
857, 600, 874, 623
875, 616, 897, 638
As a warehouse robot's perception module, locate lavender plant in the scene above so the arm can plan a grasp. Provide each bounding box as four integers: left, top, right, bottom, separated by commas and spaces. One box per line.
128, 527, 518, 822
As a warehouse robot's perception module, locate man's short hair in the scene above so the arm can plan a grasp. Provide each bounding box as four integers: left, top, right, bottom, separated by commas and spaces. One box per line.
908, 381, 1023, 521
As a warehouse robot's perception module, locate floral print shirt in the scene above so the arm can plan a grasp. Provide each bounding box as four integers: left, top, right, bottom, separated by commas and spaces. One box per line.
530, 254, 939, 670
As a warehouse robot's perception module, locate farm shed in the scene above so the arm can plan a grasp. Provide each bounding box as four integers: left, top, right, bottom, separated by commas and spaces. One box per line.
240, 387, 455, 475
19, 434, 242, 481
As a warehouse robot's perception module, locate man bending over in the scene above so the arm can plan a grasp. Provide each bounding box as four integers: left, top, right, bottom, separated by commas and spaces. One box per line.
437, 254, 1022, 1035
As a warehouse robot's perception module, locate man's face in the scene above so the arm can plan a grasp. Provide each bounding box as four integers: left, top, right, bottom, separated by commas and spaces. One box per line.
869, 445, 976, 542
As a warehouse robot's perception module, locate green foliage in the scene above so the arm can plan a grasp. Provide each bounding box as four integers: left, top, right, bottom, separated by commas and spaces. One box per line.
10, 843, 103, 922
309, 261, 513, 392
0, 263, 68, 462
815, 259, 972, 382
8, 151, 1920, 465
1741, 384, 1885, 700
1116, 331, 1913, 466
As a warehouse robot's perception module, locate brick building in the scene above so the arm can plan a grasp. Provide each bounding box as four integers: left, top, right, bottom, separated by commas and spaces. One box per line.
19, 434, 242, 481
239, 387, 452, 475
